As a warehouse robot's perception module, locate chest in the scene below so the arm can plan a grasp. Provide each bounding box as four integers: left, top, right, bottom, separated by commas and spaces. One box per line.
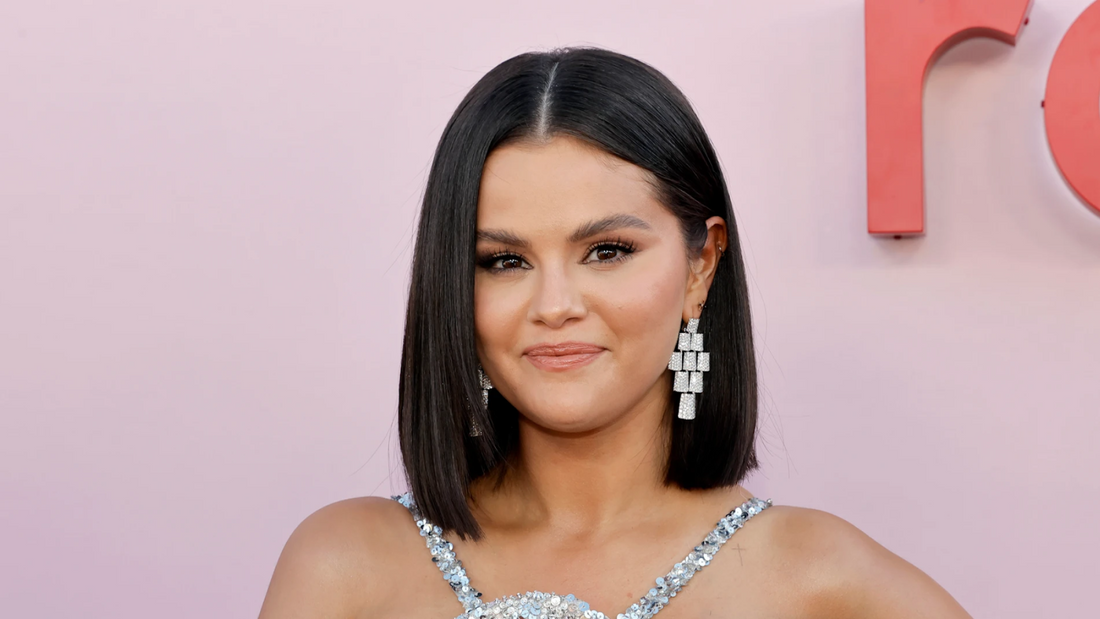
377, 493, 787, 619
371, 535, 801, 619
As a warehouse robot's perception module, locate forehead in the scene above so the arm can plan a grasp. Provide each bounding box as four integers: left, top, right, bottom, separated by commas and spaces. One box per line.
477, 135, 667, 230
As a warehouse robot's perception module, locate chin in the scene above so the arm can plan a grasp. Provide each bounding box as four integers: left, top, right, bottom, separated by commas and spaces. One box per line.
522, 398, 607, 432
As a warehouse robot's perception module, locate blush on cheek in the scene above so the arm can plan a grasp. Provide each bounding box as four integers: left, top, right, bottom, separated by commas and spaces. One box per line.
473, 277, 529, 366
596, 257, 687, 362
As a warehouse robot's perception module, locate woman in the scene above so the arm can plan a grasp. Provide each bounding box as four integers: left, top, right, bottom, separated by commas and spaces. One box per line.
259, 47, 970, 618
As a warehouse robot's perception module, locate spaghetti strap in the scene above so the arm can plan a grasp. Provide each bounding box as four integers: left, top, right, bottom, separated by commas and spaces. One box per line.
392, 492, 484, 612
392, 491, 772, 619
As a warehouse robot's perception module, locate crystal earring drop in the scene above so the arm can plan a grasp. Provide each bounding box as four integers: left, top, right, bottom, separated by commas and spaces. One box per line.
668, 315, 709, 420
470, 366, 493, 437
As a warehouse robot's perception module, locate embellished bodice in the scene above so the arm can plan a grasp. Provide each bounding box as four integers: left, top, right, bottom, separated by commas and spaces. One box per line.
391, 491, 772, 619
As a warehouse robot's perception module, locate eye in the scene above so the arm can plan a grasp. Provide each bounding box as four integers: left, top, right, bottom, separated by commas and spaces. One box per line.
477, 251, 530, 273
584, 239, 636, 264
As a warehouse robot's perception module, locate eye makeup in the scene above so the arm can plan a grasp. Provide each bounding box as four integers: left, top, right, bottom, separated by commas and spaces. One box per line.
475, 237, 638, 274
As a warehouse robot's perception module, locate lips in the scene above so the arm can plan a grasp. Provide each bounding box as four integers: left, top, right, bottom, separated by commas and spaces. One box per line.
522, 342, 606, 372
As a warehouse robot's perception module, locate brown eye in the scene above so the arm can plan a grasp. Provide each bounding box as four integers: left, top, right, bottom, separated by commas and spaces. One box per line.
584, 241, 635, 264
477, 251, 530, 272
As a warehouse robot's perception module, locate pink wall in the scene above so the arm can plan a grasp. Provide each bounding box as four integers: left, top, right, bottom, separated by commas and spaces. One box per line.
2, 1, 1097, 616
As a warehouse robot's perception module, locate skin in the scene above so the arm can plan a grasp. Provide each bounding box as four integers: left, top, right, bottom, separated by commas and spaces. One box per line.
259, 135, 972, 619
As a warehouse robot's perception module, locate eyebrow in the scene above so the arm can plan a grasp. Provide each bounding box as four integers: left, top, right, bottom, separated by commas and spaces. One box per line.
475, 213, 652, 248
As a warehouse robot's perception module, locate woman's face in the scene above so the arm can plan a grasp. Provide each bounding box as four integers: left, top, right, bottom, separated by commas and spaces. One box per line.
473, 134, 723, 433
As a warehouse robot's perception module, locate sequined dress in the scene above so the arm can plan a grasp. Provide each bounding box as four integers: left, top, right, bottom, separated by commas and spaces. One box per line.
391, 491, 772, 619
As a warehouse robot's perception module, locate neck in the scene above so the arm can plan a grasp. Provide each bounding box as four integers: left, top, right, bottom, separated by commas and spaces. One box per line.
474, 382, 692, 533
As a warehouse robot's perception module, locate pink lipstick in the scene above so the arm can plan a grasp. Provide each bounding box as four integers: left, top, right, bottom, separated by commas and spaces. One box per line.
522, 342, 606, 372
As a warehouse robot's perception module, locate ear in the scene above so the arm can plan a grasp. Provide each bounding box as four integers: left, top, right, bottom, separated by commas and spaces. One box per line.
683, 216, 728, 322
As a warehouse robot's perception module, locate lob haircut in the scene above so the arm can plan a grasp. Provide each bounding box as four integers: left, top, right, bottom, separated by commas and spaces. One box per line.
398, 46, 758, 540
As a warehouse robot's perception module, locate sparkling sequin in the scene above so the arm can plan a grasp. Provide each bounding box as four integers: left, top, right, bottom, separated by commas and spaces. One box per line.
392, 492, 772, 619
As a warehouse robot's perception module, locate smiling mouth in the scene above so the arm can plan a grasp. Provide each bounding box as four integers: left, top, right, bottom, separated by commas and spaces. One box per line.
523, 343, 606, 372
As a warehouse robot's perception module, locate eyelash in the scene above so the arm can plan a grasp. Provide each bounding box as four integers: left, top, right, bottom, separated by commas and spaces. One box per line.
476, 238, 637, 273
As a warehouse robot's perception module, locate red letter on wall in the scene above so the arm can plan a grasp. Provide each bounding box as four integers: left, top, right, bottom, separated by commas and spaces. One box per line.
865, 0, 1034, 236
1045, 1, 1100, 216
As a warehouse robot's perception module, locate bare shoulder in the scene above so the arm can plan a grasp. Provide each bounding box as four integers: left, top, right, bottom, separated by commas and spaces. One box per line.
258, 495, 420, 619
751, 504, 972, 619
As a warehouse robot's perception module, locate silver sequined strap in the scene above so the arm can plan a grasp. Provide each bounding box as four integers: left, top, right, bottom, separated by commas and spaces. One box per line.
392, 492, 484, 612
391, 492, 772, 619
620, 496, 773, 619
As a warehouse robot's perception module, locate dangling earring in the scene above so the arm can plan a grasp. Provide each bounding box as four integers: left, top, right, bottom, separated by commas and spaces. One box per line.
668, 303, 710, 420
470, 366, 493, 437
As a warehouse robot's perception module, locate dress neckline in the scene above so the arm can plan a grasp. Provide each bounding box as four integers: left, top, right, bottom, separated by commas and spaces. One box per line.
392, 491, 772, 619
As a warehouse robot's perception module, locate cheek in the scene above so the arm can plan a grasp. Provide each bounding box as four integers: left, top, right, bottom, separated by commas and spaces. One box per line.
596, 256, 686, 352
473, 276, 524, 354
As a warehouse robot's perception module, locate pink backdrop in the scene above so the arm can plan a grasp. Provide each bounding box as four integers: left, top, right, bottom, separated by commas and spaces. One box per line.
2, 1, 1097, 616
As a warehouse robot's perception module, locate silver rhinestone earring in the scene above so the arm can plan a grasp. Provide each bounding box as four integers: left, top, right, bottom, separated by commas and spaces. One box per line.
471, 366, 493, 437
668, 311, 709, 420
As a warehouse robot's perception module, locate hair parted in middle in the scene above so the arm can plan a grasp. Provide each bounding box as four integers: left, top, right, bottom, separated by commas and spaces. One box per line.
398, 46, 758, 540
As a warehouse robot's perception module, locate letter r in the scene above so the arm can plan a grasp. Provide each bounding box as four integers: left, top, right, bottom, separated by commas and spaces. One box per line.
865, 0, 1034, 235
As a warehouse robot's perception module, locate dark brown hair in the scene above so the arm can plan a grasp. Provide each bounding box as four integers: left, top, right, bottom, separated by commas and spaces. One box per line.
398, 46, 758, 540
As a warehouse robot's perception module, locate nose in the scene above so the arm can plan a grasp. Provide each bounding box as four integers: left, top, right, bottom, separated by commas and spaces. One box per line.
527, 263, 587, 329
